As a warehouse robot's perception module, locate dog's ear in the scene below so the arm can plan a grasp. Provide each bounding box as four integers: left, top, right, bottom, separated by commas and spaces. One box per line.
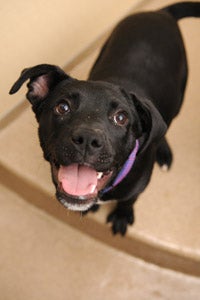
9, 64, 72, 106
131, 93, 167, 152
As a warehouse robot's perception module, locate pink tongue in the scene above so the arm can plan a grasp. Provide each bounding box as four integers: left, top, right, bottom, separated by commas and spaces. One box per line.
58, 164, 98, 196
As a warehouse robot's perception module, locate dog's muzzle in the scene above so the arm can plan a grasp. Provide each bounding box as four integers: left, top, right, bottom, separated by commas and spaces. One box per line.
52, 139, 139, 211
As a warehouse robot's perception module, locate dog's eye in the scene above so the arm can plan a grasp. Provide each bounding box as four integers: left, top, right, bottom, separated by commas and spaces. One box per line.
54, 101, 70, 115
112, 111, 128, 126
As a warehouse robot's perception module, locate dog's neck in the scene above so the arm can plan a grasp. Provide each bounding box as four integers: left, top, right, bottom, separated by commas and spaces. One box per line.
101, 139, 139, 194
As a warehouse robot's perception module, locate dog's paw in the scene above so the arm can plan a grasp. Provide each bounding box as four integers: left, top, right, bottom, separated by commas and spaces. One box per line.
156, 138, 173, 171
107, 207, 134, 236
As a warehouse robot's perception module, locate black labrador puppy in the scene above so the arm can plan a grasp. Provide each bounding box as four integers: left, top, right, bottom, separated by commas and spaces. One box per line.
10, 2, 200, 235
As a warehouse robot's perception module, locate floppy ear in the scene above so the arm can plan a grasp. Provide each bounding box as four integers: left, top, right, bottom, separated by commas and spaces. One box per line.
9, 64, 71, 106
131, 93, 167, 152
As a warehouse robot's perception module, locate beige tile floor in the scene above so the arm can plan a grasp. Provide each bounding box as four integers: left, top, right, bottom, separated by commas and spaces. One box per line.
1, 0, 200, 299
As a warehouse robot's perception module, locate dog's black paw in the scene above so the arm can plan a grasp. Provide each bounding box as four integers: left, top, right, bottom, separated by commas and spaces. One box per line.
107, 207, 134, 236
81, 204, 100, 216
156, 138, 173, 171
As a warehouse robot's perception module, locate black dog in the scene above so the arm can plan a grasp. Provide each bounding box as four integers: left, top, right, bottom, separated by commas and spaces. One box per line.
10, 2, 200, 235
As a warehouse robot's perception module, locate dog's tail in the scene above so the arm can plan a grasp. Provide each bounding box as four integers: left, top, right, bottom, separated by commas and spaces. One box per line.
161, 1, 200, 21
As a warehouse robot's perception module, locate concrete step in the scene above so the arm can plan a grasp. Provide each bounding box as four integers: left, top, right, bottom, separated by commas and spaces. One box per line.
1, 183, 200, 300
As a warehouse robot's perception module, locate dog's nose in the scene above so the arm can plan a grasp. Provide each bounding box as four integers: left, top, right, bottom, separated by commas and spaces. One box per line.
71, 129, 103, 152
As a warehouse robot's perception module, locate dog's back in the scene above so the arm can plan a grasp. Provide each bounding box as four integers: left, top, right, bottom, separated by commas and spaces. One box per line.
89, 2, 200, 125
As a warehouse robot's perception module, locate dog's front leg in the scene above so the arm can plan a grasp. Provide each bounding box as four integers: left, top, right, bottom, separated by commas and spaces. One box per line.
107, 198, 136, 236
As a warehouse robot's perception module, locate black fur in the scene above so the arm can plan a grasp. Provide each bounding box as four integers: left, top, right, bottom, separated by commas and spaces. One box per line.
10, 2, 200, 235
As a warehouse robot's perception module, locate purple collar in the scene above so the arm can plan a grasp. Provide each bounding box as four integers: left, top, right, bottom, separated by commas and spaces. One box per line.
101, 139, 139, 194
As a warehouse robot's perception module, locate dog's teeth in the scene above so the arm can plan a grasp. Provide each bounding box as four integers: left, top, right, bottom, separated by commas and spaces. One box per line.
90, 184, 96, 193
97, 172, 103, 179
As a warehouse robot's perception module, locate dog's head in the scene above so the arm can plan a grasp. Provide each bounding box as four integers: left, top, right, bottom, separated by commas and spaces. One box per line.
10, 64, 166, 211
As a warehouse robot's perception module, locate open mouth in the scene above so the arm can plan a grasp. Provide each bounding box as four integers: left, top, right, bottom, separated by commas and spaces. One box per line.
54, 163, 113, 211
